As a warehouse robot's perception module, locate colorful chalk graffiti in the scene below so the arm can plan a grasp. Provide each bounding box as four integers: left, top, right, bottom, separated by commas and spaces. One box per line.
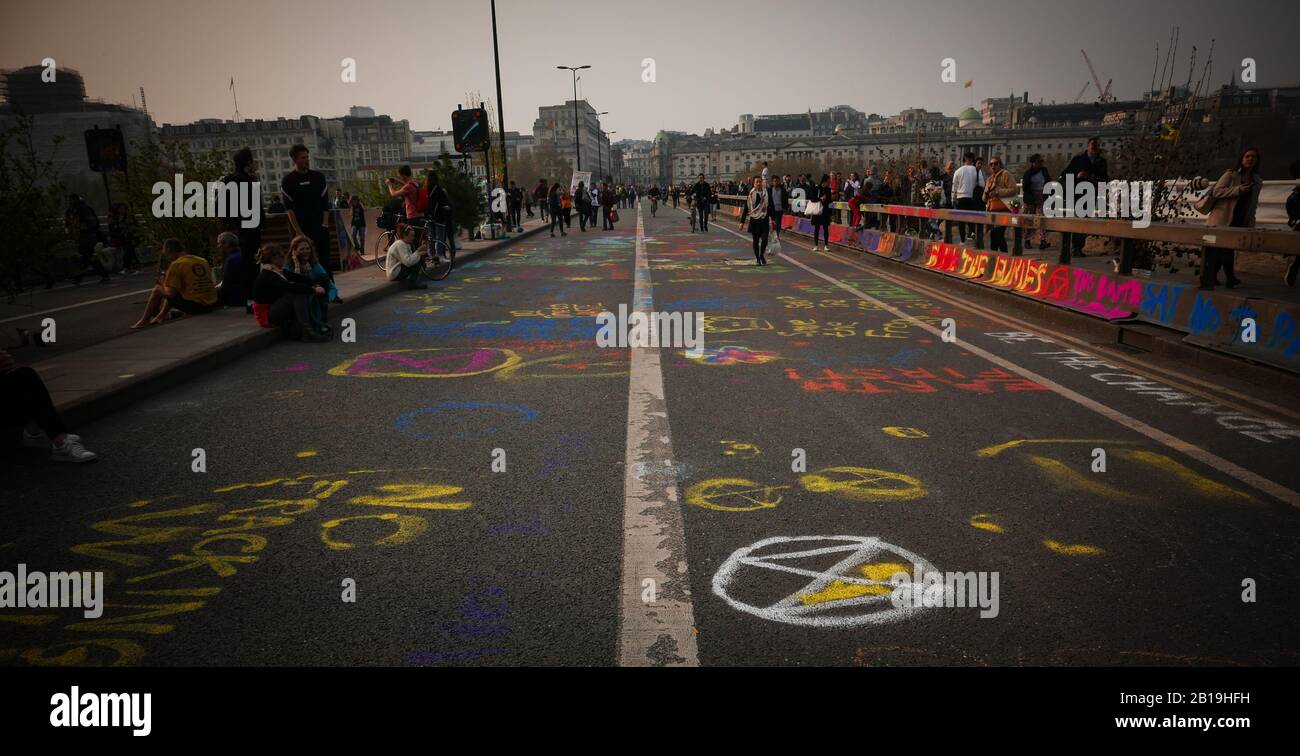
683, 345, 781, 365
685, 466, 926, 512
329, 348, 521, 378
5, 468, 472, 666
784, 366, 1049, 394
780, 212, 1300, 371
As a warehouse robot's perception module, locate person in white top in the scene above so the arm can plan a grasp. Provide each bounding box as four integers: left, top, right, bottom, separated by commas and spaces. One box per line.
950, 152, 980, 243
385, 225, 426, 289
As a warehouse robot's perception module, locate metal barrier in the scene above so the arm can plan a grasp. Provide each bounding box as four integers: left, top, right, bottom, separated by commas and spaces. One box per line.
717, 194, 1300, 275
716, 193, 1300, 373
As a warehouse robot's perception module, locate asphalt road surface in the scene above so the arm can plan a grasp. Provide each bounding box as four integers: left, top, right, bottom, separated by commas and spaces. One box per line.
3, 201, 1298, 667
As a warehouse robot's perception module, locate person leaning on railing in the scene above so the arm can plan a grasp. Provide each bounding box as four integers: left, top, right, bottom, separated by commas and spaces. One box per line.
1021, 155, 1051, 250
1198, 147, 1262, 290
983, 156, 1018, 253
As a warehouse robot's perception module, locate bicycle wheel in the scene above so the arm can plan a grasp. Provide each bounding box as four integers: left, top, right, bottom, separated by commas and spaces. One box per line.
374, 231, 394, 271
421, 239, 453, 281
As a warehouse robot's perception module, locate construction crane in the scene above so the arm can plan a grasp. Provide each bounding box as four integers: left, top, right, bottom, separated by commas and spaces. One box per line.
1074, 81, 1092, 103
1081, 49, 1116, 102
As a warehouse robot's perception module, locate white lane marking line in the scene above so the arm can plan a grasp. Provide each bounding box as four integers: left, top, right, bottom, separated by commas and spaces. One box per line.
618, 201, 700, 667
711, 219, 1300, 508
809, 240, 1300, 425
0, 288, 153, 324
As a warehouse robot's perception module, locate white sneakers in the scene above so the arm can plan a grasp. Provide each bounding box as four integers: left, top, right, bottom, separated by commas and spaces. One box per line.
22, 430, 98, 463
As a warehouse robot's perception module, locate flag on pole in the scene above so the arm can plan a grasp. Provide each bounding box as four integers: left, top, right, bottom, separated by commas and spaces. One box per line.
230, 77, 235, 90
964, 80, 973, 88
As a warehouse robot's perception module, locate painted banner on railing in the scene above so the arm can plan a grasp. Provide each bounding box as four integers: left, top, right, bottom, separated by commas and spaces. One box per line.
774, 212, 1300, 372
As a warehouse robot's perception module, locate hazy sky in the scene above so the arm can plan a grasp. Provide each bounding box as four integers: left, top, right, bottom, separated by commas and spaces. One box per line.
2, 0, 1297, 141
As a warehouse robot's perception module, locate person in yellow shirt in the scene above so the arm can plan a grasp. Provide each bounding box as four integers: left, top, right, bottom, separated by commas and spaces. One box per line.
131, 238, 217, 328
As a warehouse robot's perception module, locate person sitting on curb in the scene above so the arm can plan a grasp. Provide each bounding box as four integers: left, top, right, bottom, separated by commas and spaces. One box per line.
131, 238, 217, 328
285, 235, 335, 335
215, 232, 246, 308
252, 243, 330, 341
385, 224, 428, 289
1, 349, 98, 462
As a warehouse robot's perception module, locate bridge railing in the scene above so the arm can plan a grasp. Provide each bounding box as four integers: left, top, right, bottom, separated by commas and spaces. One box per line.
715, 194, 1300, 275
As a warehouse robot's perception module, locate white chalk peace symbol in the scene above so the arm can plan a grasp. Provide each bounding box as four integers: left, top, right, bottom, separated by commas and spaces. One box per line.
712, 535, 940, 628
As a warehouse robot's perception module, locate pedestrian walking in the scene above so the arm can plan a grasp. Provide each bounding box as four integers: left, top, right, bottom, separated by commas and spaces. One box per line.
811, 174, 833, 250
739, 177, 772, 265
548, 182, 565, 236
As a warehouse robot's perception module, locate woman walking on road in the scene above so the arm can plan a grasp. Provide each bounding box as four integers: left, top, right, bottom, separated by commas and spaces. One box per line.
811, 174, 833, 250
739, 177, 773, 265
548, 182, 566, 237
575, 181, 591, 232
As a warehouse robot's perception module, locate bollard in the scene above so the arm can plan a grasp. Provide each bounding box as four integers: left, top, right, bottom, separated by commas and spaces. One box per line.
1119, 237, 1136, 275
1013, 224, 1023, 256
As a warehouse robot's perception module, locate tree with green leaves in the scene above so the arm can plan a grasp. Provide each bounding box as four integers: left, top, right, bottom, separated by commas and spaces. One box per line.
111, 138, 227, 261
431, 152, 485, 232
0, 115, 74, 296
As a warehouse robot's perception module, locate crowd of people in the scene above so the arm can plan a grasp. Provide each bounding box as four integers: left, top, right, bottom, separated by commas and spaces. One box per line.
708, 145, 1288, 289
120, 143, 342, 340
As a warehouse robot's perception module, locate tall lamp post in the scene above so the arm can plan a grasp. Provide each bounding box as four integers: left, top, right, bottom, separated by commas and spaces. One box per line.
557, 65, 590, 170
594, 111, 608, 182
490, 0, 520, 234
606, 131, 617, 184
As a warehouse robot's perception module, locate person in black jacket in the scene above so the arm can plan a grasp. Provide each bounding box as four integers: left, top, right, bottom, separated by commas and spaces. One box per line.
1021, 154, 1051, 250
1059, 136, 1109, 264
691, 174, 714, 231
422, 171, 455, 257
253, 244, 328, 342
575, 182, 591, 231
811, 175, 834, 250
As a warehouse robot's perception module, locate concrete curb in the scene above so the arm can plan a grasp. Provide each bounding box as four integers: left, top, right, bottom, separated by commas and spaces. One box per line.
58, 222, 547, 429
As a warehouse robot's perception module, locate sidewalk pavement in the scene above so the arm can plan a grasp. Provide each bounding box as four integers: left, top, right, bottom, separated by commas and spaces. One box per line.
40, 218, 548, 428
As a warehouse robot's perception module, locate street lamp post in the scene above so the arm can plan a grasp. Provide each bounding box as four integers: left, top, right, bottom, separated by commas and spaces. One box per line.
557, 65, 590, 170
606, 131, 617, 184
491, 0, 521, 233
595, 111, 608, 182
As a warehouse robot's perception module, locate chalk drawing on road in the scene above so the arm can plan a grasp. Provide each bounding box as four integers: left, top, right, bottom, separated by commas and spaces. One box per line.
882, 427, 928, 438
799, 467, 927, 502
686, 478, 790, 512
328, 348, 521, 378
683, 345, 781, 365
712, 535, 940, 627
719, 440, 761, 458
492, 352, 629, 381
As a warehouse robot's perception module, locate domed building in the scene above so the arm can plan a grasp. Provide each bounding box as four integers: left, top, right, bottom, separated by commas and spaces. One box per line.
957, 107, 982, 128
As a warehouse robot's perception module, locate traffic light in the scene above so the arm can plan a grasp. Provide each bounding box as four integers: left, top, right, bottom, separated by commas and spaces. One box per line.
85, 127, 127, 172
452, 107, 490, 153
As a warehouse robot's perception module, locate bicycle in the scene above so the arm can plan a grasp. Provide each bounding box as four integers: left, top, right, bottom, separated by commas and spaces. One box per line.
374, 217, 454, 281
